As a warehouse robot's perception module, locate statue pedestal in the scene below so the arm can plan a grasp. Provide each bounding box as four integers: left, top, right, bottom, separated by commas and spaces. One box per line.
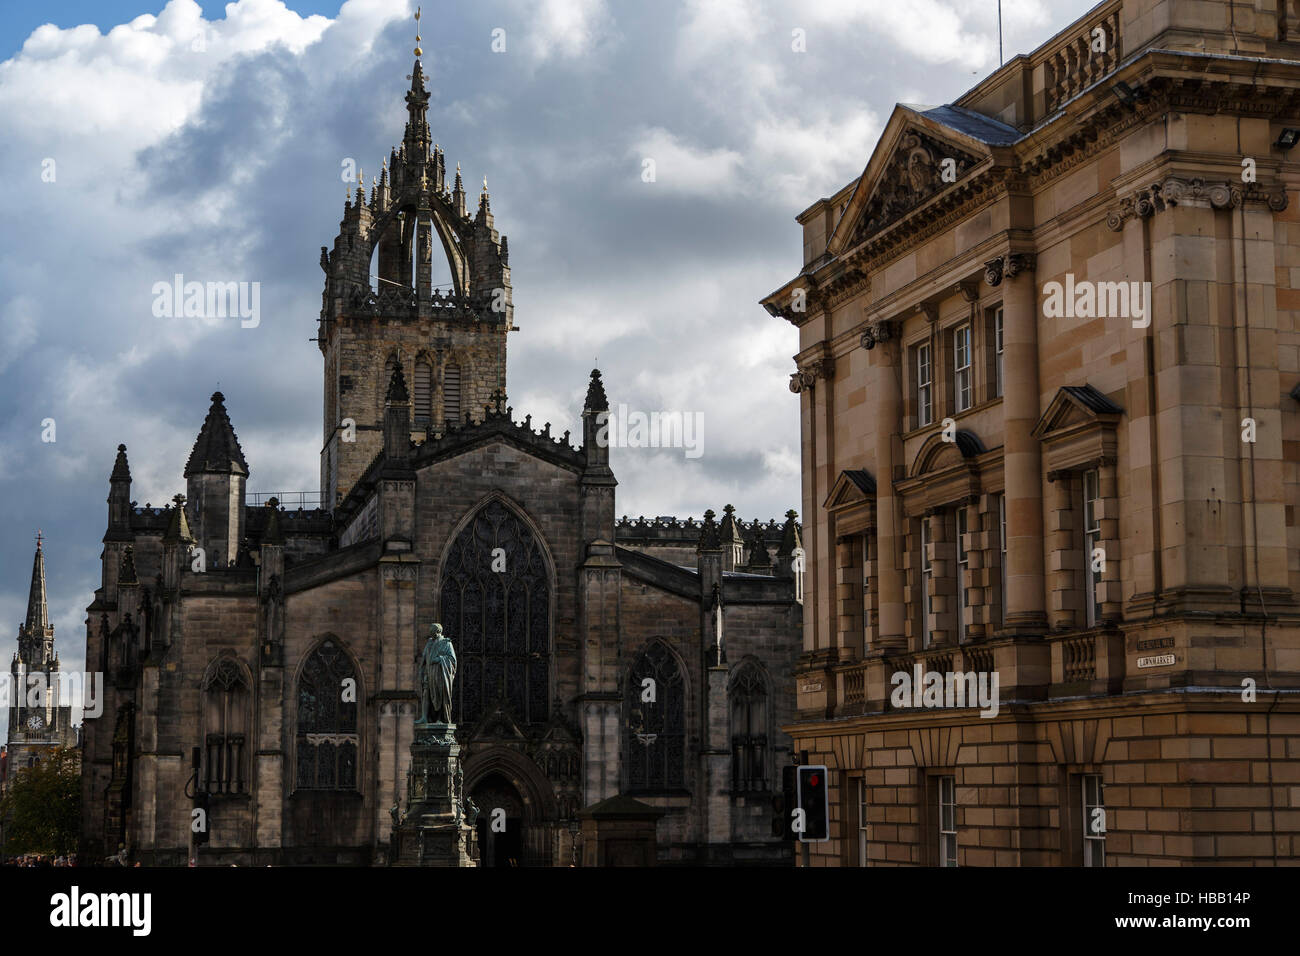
390, 723, 478, 867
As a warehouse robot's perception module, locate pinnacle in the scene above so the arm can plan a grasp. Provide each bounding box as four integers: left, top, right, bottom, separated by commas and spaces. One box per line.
584, 368, 609, 413
185, 392, 249, 477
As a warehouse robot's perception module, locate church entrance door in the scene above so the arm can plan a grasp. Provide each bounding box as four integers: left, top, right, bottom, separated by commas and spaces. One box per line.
471, 772, 526, 867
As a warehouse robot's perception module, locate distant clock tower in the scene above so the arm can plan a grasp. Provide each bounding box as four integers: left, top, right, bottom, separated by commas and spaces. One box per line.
3, 533, 78, 791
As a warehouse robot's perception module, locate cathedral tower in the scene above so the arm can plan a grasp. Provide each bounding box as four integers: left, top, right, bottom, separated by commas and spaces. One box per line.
318, 19, 513, 506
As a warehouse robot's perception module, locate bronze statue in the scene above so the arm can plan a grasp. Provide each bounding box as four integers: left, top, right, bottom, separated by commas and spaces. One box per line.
417, 622, 456, 724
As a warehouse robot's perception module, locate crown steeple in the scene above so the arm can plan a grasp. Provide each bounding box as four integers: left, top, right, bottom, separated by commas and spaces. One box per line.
404, 7, 431, 160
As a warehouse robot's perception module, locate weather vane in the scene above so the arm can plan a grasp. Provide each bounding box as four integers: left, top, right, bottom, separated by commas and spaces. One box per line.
414, 6, 422, 58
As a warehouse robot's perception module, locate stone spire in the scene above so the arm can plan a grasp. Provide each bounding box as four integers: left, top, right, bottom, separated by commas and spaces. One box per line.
775, 509, 803, 582
718, 505, 744, 571
744, 521, 772, 573
163, 494, 195, 545
185, 392, 249, 477
24, 532, 48, 634
584, 368, 609, 413
403, 8, 432, 161
110, 443, 131, 482
17, 531, 56, 671
386, 363, 411, 404
697, 509, 721, 552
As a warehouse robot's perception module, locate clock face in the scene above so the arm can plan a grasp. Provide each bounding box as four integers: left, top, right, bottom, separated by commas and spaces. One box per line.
26, 714, 43, 731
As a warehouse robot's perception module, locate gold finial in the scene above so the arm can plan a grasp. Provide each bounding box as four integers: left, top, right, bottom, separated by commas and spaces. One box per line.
414, 6, 423, 57
483, 175, 488, 191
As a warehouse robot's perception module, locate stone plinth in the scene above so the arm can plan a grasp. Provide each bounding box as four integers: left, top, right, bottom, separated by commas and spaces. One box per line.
390, 723, 478, 867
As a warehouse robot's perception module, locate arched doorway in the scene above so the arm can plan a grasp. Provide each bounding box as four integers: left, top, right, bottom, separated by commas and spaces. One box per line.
471, 772, 526, 868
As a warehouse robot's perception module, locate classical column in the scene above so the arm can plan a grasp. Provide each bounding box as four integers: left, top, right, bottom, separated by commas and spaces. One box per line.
864, 319, 906, 653
987, 253, 1046, 633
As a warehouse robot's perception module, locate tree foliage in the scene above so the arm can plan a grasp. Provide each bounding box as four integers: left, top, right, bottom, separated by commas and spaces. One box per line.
1, 748, 81, 857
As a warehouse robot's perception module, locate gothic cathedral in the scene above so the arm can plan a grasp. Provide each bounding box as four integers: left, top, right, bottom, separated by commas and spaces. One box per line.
79, 46, 802, 865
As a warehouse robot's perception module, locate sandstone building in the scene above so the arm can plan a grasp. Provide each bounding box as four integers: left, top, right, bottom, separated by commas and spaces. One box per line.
79, 46, 802, 866
763, 0, 1300, 865
3, 533, 78, 792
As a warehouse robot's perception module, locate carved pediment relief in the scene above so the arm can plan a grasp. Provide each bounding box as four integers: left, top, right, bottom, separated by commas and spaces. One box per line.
853, 129, 980, 242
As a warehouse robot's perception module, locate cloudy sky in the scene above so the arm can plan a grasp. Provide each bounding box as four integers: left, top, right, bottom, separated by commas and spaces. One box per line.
0, 0, 1086, 729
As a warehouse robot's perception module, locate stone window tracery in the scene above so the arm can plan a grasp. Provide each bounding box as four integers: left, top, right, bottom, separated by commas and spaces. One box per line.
440, 500, 550, 727
295, 640, 358, 791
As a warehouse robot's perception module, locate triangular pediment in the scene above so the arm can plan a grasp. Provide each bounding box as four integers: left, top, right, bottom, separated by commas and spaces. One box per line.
1032, 385, 1123, 440
824, 469, 876, 512
827, 105, 1011, 256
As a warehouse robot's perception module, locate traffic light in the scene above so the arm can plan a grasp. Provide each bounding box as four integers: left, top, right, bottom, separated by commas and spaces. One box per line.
772, 765, 797, 839
796, 764, 830, 842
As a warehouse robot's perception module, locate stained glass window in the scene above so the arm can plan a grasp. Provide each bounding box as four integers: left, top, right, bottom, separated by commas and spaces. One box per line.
626, 641, 685, 792
296, 639, 359, 790
439, 500, 550, 726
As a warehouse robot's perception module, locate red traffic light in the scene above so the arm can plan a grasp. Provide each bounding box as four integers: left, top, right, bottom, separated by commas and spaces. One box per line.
809, 774, 820, 787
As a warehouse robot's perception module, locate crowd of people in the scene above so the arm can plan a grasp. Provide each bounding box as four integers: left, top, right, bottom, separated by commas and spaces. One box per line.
4, 853, 78, 866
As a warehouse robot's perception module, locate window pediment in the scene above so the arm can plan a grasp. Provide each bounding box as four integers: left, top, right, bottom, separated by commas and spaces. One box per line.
898, 430, 986, 515
824, 469, 876, 512
825, 469, 876, 536
1033, 385, 1122, 474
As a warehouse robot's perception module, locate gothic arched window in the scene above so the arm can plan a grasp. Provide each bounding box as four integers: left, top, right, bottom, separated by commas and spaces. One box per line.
439, 500, 550, 727
295, 639, 359, 791
413, 358, 432, 423
625, 641, 686, 793
443, 363, 462, 425
202, 659, 250, 794
730, 663, 769, 792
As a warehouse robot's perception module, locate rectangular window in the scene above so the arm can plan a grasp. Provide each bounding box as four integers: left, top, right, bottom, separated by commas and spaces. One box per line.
921, 519, 933, 648
998, 493, 1007, 627
916, 343, 933, 427
1083, 470, 1102, 627
857, 778, 869, 867
939, 775, 957, 867
993, 307, 1004, 399
956, 508, 968, 644
953, 323, 972, 412
1083, 773, 1105, 867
